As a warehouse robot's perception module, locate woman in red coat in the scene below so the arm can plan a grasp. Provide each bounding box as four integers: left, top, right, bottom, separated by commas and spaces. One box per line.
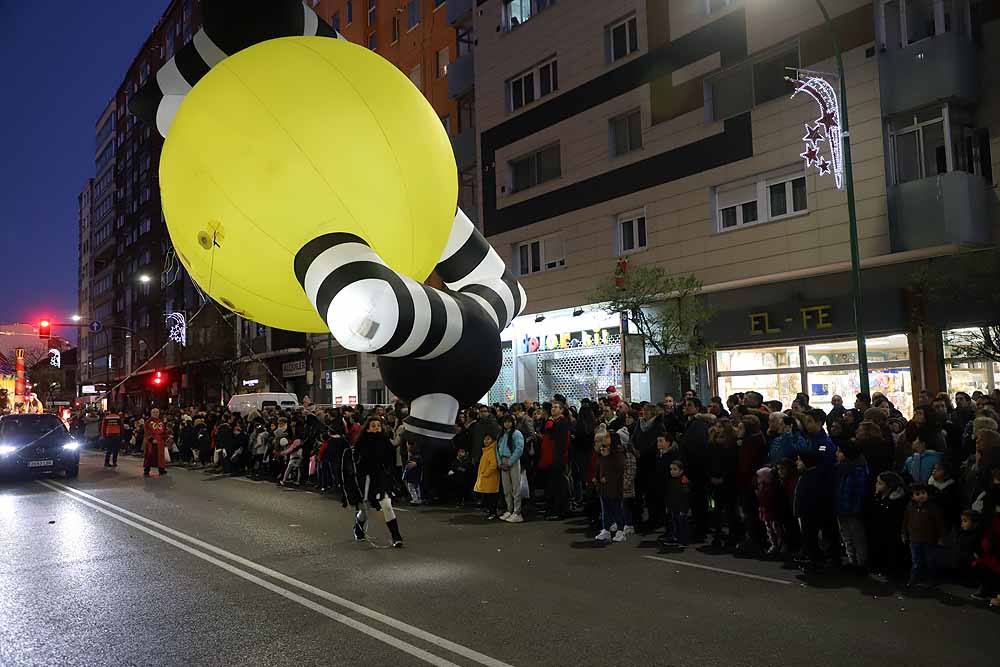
143, 408, 168, 477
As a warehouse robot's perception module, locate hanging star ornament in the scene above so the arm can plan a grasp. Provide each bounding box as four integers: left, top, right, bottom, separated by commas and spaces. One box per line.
818, 109, 839, 133
817, 157, 832, 176
803, 123, 825, 147
800, 144, 820, 168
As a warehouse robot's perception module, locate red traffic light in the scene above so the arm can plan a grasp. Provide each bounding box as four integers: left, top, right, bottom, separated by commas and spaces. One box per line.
38, 320, 51, 339
152, 371, 164, 386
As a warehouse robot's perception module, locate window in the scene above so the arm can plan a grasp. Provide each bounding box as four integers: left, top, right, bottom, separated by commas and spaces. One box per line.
503, 0, 555, 31
610, 109, 642, 157
392, 15, 400, 42
880, 0, 971, 50
715, 167, 807, 232
890, 107, 947, 184
367, 0, 376, 26
607, 15, 639, 62
346, 1, 353, 24
139, 217, 152, 235
436, 47, 449, 78
515, 236, 565, 275
506, 59, 557, 112
707, 0, 736, 14
707, 46, 799, 120
368, 32, 377, 50
332, 11, 340, 32
440, 115, 451, 135
618, 210, 647, 254
509, 144, 561, 193
407, 0, 420, 29
457, 26, 474, 57
408, 64, 422, 91
140, 249, 152, 266
458, 95, 475, 132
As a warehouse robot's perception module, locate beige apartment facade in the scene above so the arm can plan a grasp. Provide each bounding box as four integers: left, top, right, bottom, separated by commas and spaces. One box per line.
471, 0, 1000, 413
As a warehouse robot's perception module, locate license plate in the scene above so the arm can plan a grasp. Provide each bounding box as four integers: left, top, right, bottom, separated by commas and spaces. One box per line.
28, 459, 53, 468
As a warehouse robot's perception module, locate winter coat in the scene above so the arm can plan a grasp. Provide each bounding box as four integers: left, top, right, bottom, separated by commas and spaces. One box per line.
903, 500, 946, 544
343, 431, 398, 505
496, 429, 524, 467
449, 454, 472, 489
634, 416, 666, 494
793, 467, 828, 519
768, 431, 808, 464
679, 414, 712, 481
666, 474, 691, 514
858, 435, 894, 480
622, 450, 637, 499
474, 442, 500, 494
708, 440, 738, 502
806, 429, 837, 468
869, 485, 908, 569
902, 449, 942, 485
470, 415, 501, 461
737, 432, 767, 492
756, 468, 780, 522
595, 450, 626, 499
973, 514, 1000, 577
402, 451, 422, 484
835, 456, 870, 517
928, 476, 961, 527
538, 417, 570, 471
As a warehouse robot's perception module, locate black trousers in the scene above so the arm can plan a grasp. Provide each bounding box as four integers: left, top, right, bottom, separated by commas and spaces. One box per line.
104, 439, 120, 465
544, 465, 568, 517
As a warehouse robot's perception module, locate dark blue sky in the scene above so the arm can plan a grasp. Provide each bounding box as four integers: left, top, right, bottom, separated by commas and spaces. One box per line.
0, 1, 166, 334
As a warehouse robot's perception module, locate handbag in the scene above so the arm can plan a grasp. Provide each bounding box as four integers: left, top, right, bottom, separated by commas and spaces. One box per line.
163, 446, 171, 464
308, 455, 317, 477
519, 470, 530, 499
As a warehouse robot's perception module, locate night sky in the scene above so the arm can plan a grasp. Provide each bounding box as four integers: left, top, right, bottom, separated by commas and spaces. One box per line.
0, 1, 167, 336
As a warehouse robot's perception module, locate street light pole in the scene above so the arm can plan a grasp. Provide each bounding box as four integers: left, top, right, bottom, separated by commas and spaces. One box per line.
814, 0, 870, 396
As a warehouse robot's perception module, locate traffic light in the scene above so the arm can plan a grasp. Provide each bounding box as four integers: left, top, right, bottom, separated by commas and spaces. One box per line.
38, 319, 51, 339
152, 371, 164, 386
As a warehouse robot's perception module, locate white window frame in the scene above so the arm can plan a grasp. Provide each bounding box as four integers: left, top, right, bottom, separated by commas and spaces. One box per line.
880, 0, 972, 49
714, 166, 808, 233
506, 58, 558, 113
764, 173, 809, 221
617, 209, 648, 255
606, 14, 639, 63
502, 0, 556, 32
515, 235, 566, 276
888, 105, 953, 185
609, 108, 643, 157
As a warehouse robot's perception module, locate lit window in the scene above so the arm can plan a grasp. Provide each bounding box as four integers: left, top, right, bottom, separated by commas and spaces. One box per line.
436, 47, 449, 78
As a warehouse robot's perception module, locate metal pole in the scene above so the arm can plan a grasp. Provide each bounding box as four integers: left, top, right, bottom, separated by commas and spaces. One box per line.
327, 333, 334, 405
815, 0, 869, 396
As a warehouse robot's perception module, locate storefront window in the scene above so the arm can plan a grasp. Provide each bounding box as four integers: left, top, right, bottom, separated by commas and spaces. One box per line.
943, 327, 999, 393
716, 334, 913, 417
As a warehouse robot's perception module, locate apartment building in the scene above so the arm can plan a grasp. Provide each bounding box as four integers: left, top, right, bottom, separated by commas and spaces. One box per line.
76, 176, 93, 391
468, 0, 999, 413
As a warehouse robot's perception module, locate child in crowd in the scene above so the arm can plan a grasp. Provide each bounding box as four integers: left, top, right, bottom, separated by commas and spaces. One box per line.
958, 510, 982, 591
869, 471, 908, 578
755, 466, 783, 555
793, 450, 826, 569
928, 461, 961, 531
474, 433, 500, 520
403, 441, 423, 505
448, 447, 473, 507
664, 460, 690, 547
621, 433, 637, 535
972, 505, 1000, 602
903, 432, 943, 485
594, 434, 626, 542
651, 434, 675, 530
902, 482, 946, 588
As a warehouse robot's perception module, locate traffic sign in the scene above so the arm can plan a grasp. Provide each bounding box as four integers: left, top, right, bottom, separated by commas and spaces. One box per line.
88, 320, 103, 333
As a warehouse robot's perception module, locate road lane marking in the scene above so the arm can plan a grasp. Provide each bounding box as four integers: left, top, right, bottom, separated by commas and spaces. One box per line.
37, 480, 459, 666
39, 480, 512, 667
643, 555, 793, 586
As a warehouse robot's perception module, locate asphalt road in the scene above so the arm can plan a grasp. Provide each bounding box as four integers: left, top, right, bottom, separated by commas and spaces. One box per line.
1, 451, 996, 667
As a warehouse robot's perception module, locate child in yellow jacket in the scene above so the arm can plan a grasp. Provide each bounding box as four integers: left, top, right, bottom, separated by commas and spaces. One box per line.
475, 433, 501, 520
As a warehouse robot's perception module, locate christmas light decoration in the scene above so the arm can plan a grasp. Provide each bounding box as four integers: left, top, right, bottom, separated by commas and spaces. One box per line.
48, 349, 61, 369
166, 312, 187, 346
789, 74, 844, 190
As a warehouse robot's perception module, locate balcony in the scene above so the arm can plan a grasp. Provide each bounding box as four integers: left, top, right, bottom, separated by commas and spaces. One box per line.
447, 52, 474, 99
888, 171, 993, 252
452, 128, 477, 171
446, 0, 472, 25
878, 30, 979, 116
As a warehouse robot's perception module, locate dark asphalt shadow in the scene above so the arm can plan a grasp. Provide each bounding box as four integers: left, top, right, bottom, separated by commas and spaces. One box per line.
636, 539, 662, 549
570, 540, 611, 549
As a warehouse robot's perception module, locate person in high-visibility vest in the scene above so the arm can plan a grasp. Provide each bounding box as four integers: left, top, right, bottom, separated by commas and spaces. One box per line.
101, 411, 123, 468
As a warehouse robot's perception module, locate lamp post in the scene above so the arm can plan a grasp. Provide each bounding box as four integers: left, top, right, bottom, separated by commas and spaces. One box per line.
809, 0, 870, 396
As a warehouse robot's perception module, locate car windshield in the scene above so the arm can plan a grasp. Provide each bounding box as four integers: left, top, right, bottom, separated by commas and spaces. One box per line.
0, 415, 67, 444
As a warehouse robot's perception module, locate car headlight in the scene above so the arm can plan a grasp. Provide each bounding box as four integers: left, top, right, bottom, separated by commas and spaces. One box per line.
0, 445, 16, 456
63, 441, 80, 451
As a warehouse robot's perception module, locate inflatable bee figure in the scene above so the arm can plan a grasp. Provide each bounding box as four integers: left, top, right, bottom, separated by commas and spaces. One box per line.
131, 0, 525, 443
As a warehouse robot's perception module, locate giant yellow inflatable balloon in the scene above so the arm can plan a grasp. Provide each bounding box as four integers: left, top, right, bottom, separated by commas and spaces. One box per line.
160, 36, 457, 332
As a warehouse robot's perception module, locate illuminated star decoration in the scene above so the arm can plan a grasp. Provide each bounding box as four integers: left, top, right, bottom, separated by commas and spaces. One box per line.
48, 348, 61, 369
789, 75, 844, 190
166, 312, 187, 346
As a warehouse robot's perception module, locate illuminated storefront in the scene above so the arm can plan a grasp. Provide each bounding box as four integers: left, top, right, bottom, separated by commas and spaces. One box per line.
943, 327, 1000, 394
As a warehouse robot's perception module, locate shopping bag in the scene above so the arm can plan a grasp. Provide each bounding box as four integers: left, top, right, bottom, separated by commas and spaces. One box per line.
519, 470, 530, 499
163, 446, 171, 464
308, 455, 317, 477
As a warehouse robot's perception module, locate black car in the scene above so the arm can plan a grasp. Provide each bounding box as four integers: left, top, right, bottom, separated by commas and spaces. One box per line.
0, 413, 80, 479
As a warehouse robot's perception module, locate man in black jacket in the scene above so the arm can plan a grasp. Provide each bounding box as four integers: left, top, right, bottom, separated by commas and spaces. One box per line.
680, 398, 711, 539
633, 403, 665, 528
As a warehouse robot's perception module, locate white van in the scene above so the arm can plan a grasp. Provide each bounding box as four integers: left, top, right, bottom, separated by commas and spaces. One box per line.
227, 393, 300, 414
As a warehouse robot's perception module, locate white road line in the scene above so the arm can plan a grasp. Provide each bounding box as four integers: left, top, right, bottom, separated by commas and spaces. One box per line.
642, 555, 793, 586
39, 480, 512, 667
37, 481, 457, 666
